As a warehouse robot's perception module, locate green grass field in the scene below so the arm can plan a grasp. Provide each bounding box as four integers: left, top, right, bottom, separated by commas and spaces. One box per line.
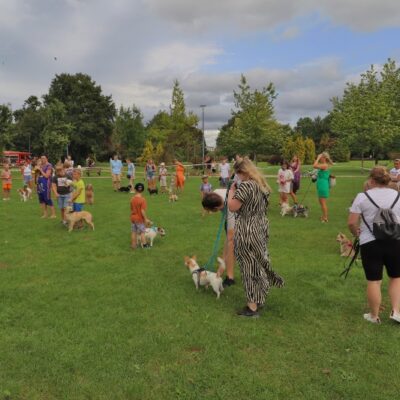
1, 163, 399, 400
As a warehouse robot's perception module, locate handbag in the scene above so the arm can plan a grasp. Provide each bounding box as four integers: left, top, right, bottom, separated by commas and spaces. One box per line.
329, 175, 336, 188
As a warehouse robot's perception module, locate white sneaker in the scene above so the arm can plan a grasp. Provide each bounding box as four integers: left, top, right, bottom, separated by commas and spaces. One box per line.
389, 311, 400, 323
363, 313, 381, 324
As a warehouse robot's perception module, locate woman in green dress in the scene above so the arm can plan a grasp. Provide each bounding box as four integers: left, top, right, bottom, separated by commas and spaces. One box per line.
313, 152, 333, 222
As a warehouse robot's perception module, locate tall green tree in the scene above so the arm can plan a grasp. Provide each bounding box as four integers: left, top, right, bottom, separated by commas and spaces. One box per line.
218, 74, 286, 162
330, 59, 400, 163
41, 100, 73, 162
12, 96, 45, 154
44, 73, 116, 162
0, 104, 13, 152
112, 105, 146, 158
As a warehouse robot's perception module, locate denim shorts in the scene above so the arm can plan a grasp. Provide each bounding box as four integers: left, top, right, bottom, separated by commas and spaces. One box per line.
23, 175, 32, 184
57, 194, 70, 209
131, 222, 146, 233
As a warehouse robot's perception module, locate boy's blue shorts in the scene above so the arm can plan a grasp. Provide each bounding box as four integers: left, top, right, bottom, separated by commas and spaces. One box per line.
73, 203, 84, 212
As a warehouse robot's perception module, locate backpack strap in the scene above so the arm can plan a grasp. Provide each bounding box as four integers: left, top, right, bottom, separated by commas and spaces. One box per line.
361, 213, 373, 234
390, 192, 400, 209
361, 192, 375, 234
363, 191, 379, 208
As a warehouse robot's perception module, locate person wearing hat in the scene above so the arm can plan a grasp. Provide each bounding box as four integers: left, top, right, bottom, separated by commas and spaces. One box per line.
159, 162, 168, 194
130, 182, 152, 249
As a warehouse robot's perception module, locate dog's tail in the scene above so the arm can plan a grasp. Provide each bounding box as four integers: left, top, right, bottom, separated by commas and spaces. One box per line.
216, 257, 226, 278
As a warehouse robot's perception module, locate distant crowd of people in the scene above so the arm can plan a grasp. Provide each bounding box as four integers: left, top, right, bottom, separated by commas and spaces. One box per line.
2, 152, 400, 322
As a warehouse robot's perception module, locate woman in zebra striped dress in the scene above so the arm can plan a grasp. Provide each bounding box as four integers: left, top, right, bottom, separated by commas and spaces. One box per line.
228, 158, 284, 317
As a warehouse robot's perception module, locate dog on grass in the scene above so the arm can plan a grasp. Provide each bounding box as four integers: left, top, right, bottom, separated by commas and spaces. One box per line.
118, 185, 132, 193
137, 226, 166, 247
184, 256, 226, 299
168, 188, 178, 202
336, 232, 355, 258
85, 184, 94, 205
280, 202, 309, 217
65, 206, 95, 233
18, 185, 32, 202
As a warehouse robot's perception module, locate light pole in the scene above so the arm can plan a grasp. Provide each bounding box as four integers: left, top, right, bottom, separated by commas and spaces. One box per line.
200, 104, 206, 173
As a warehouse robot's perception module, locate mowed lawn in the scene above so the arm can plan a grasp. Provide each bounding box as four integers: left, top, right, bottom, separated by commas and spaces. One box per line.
1, 164, 399, 400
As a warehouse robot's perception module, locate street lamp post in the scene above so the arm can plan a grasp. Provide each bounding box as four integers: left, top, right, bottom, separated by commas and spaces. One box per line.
200, 104, 206, 173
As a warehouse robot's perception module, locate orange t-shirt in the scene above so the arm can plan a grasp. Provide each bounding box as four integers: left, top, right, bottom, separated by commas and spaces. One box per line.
130, 195, 147, 223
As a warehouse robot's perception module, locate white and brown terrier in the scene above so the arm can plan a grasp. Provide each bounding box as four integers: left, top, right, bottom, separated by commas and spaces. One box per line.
336, 233, 355, 258
184, 256, 225, 299
169, 188, 178, 202
18, 185, 32, 202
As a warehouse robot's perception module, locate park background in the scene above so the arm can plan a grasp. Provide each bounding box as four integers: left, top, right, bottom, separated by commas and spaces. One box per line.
2, 0, 400, 398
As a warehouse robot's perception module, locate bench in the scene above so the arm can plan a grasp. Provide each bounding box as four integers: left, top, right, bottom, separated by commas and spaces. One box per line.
85, 167, 102, 176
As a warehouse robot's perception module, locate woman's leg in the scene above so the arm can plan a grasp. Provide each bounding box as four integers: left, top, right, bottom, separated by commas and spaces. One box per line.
367, 280, 382, 318
289, 190, 297, 204
319, 198, 328, 221
388, 277, 400, 314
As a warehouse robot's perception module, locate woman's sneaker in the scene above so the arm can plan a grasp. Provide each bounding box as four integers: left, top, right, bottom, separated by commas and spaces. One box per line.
237, 306, 259, 318
363, 313, 381, 324
389, 310, 400, 323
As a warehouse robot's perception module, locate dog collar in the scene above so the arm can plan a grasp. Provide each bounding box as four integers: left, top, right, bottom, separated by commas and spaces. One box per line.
192, 268, 205, 275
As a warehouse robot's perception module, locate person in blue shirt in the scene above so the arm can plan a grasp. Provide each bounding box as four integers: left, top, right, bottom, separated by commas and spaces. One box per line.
110, 154, 123, 191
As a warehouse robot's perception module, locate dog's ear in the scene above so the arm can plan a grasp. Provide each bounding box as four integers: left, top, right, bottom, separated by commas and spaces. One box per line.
184, 256, 190, 263
192, 255, 197, 260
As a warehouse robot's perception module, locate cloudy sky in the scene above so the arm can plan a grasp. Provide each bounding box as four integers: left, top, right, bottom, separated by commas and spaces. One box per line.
1, 0, 400, 136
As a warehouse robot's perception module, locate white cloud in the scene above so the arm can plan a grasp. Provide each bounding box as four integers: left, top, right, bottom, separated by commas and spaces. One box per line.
142, 42, 223, 76
144, 0, 400, 32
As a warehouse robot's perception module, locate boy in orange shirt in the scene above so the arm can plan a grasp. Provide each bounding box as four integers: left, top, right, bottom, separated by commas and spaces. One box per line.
1, 163, 12, 201
130, 182, 152, 249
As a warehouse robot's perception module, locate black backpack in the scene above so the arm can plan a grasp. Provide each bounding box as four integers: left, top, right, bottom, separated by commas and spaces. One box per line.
361, 191, 400, 241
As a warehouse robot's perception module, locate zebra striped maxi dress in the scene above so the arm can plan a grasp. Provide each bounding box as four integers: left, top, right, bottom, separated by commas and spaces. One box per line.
233, 180, 284, 305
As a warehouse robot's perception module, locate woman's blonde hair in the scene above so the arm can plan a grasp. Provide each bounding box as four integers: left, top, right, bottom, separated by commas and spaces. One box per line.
234, 157, 271, 193
369, 166, 390, 186
321, 152, 333, 164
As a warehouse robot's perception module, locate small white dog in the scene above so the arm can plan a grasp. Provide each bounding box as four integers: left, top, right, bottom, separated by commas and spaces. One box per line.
18, 186, 32, 202
169, 188, 178, 202
138, 226, 166, 247
280, 202, 293, 217
184, 256, 226, 299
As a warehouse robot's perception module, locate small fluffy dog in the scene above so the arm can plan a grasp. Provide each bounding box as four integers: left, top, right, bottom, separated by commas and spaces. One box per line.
168, 188, 178, 202
336, 232, 355, 258
18, 186, 32, 202
293, 204, 309, 218
280, 202, 309, 218
65, 206, 95, 233
85, 184, 94, 205
118, 185, 132, 192
280, 202, 294, 217
138, 226, 166, 247
184, 256, 226, 299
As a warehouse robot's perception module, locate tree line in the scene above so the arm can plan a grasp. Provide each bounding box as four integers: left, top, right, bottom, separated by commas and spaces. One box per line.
1, 58, 400, 164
